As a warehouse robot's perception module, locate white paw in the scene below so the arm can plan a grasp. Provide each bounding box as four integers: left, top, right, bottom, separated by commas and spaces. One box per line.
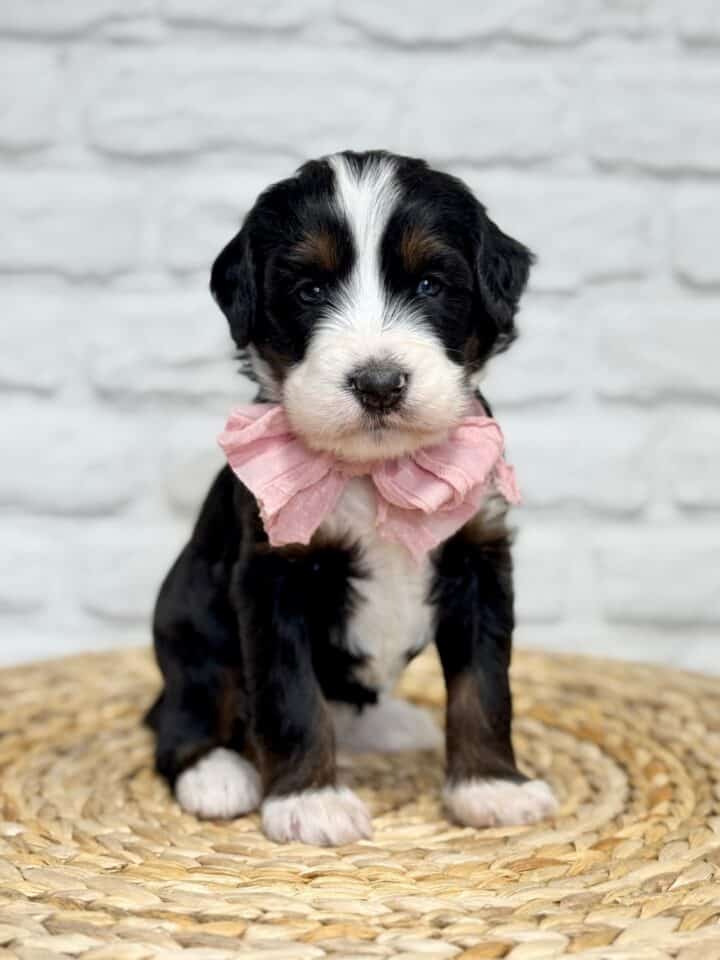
444, 778, 557, 828
175, 747, 262, 819
261, 786, 372, 846
331, 697, 443, 753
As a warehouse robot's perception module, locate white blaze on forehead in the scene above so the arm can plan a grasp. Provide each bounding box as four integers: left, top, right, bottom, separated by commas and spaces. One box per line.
328, 154, 401, 335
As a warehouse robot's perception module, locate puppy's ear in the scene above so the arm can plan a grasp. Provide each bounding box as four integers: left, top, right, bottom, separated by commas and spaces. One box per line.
210, 226, 256, 349
475, 214, 533, 356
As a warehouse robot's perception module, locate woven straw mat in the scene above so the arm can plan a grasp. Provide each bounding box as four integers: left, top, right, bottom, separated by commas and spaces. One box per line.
1, 647, 720, 960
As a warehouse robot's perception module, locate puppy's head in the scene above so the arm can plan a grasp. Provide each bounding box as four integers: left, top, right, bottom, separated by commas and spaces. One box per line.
212, 150, 532, 461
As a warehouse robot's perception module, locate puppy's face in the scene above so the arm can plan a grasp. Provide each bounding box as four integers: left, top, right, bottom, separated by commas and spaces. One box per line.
212, 151, 532, 461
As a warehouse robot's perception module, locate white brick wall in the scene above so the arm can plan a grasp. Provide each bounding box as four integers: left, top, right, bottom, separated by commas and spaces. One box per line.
2, 1, 719, 669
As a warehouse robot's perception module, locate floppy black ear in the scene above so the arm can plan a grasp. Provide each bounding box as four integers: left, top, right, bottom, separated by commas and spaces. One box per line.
475, 215, 533, 356
210, 226, 256, 349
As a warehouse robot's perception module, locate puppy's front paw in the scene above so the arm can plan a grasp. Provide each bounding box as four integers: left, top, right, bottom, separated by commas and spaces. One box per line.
444, 778, 557, 828
261, 786, 372, 846
175, 747, 262, 820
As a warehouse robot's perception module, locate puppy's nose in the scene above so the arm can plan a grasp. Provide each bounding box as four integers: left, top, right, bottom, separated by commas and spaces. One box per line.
348, 362, 408, 414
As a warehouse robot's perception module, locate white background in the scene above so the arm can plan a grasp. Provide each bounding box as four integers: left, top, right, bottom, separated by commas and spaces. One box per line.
1, 0, 719, 668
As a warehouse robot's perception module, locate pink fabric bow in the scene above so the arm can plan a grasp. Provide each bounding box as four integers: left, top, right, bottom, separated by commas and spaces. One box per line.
218, 404, 520, 562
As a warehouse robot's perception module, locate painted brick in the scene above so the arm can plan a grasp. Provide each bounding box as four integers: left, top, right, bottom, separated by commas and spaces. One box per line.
76, 523, 187, 624
0, 0, 719, 670
399, 62, 568, 164
458, 173, 654, 292
0, 533, 54, 614
0, 291, 70, 394
0, 398, 147, 516
0, 0, 153, 35
340, 0, 662, 44
503, 409, 652, 514
596, 529, 720, 624
676, 1, 720, 43
86, 290, 246, 403
161, 0, 331, 29
595, 301, 720, 402
669, 633, 720, 675
0, 47, 61, 150
0, 174, 146, 277
672, 188, 720, 287
83, 47, 567, 166
513, 528, 568, 623
0, 610, 157, 665
158, 172, 273, 273
83, 47, 402, 158
516, 622, 719, 674
166, 448, 226, 518
587, 65, 720, 173
666, 412, 720, 509
482, 299, 577, 405
160, 412, 231, 517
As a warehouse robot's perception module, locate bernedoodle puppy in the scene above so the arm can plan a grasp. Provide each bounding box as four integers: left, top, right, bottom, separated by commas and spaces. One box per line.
146, 150, 557, 845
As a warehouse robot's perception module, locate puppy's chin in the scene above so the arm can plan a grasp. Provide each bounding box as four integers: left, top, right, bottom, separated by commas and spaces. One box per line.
288, 410, 462, 463
294, 421, 453, 463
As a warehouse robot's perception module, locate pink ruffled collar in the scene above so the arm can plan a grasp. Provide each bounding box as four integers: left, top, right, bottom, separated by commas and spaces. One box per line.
218, 403, 520, 562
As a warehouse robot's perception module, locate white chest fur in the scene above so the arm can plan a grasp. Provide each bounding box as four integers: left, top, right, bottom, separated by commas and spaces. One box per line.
318, 478, 434, 692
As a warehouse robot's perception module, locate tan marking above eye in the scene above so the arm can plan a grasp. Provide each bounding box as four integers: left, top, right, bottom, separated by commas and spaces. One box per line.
292, 229, 339, 272
400, 225, 447, 273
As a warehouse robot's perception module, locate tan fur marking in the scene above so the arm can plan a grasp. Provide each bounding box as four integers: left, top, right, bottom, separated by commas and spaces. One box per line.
445, 671, 519, 783
293, 229, 339, 272
400, 225, 447, 273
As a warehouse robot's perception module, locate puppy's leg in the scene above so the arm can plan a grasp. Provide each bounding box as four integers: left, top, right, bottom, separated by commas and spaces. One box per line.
433, 529, 557, 828
239, 550, 372, 846
152, 578, 262, 820
149, 471, 261, 819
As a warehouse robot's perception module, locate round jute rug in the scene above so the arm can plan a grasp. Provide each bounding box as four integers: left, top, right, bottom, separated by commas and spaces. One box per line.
1, 648, 719, 960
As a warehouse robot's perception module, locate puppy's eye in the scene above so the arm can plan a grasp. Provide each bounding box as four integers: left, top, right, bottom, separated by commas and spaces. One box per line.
297, 282, 327, 305
416, 277, 442, 297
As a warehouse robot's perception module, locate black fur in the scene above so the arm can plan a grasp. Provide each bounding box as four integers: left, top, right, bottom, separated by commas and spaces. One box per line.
149, 150, 533, 818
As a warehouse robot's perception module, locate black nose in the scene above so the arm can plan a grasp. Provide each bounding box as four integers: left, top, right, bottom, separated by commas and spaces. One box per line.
348, 362, 408, 414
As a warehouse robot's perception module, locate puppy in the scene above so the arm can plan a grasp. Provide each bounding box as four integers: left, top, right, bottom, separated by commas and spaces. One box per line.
147, 150, 557, 845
